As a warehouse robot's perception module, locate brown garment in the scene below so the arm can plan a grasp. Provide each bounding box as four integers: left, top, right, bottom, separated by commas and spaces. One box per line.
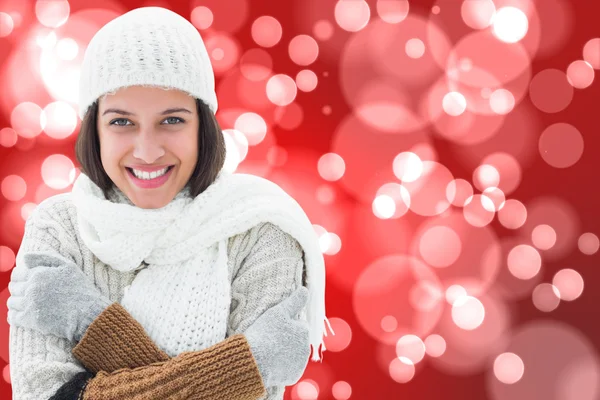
73, 303, 170, 373
73, 303, 266, 400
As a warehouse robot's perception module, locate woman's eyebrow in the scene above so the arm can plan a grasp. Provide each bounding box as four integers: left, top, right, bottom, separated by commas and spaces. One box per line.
101, 107, 193, 116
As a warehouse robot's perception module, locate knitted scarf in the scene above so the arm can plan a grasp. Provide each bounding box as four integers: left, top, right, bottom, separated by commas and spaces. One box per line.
71, 168, 329, 361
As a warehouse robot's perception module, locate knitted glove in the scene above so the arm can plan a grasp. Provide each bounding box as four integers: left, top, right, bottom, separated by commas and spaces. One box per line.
7, 251, 113, 342
244, 285, 311, 387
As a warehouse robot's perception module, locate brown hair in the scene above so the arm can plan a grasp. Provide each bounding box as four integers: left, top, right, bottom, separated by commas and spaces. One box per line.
75, 98, 226, 200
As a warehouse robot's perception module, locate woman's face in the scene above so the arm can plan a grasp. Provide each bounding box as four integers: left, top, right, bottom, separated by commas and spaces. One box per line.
97, 85, 199, 209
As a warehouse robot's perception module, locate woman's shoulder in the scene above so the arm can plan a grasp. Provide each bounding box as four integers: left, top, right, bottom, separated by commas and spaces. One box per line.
26, 192, 79, 237
227, 222, 303, 268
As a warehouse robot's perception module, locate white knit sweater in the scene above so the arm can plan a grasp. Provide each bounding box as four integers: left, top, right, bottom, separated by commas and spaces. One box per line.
9, 190, 307, 400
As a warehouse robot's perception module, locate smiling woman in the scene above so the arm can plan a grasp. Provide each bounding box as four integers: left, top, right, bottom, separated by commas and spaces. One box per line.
7, 6, 328, 400
75, 85, 226, 209
95, 86, 199, 209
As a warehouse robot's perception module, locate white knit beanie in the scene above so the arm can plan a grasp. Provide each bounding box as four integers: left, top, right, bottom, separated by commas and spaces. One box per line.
77, 6, 218, 120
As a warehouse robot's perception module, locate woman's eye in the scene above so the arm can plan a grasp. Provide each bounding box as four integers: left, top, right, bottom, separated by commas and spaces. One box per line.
163, 117, 184, 125
110, 118, 131, 126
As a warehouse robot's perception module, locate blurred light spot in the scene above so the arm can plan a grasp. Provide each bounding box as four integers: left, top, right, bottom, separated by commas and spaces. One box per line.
251, 16, 282, 48
289, 35, 319, 66
35, 0, 70, 28
265, 145, 287, 167
529, 69, 573, 113
335, 0, 370, 32
424, 334, 446, 357
56, 37, 78, 60
323, 232, 342, 255
318, 153, 345, 182
374, 182, 411, 219
381, 315, 398, 332
266, 74, 297, 106
583, 38, 600, 69
373, 195, 397, 219
2, 364, 9, 384
481, 152, 522, 195
313, 19, 334, 41
492, 7, 528, 44
532, 283, 560, 312
463, 194, 495, 227
377, 0, 409, 24
240, 48, 272, 81
461, 0, 496, 30
446, 284, 467, 305
553, 269, 584, 301
405, 38, 425, 59
432, 5, 440, 14
489, 89, 515, 115
332, 381, 352, 400
473, 164, 500, 191
539, 123, 584, 168
494, 352, 525, 384
0, 127, 18, 147
1, 175, 27, 201
452, 296, 485, 330
0, 12, 14, 37
234, 113, 267, 146
191, 6, 213, 30
223, 129, 249, 167
566, 60, 595, 89
578, 233, 599, 255
36, 30, 57, 49
0, 246, 16, 272
481, 187, 506, 212
21, 202, 37, 221
446, 179, 473, 207
442, 92, 467, 116
42, 101, 77, 139
274, 102, 304, 130
396, 334, 426, 364
393, 152, 422, 182
498, 199, 527, 229
205, 33, 239, 74
323, 317, 351, 352
409, 280, 443, 312
403, 161, 453, 217
532, 224, 557, 250
322, 105, 332, 115
420, 226, 462, 268
11, 102, 45, 138
316, 184, 336, 205
41, 154, 75, 189
389, 357, 415, 383
296, 69, 318, 92
296, 380, 319, 399
507, 244, 541, 280
410, 143, 437, 163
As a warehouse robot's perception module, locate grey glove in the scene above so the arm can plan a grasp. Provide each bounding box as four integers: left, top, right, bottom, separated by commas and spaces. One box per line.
244, 285, 311, 388
7, 251, 113, 342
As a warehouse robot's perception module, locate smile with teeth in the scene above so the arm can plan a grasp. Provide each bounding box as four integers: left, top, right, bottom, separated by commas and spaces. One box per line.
128, 166, 173, 180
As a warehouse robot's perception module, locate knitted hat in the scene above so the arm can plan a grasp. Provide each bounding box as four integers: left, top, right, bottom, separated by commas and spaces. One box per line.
77, 6, 218, 120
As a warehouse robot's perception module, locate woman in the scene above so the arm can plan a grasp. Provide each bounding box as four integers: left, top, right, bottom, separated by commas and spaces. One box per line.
6, 6, 329, 400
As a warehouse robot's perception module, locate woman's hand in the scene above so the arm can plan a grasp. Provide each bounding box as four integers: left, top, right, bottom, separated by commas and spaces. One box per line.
7, 251, 113, 342
244, 285, 311, 387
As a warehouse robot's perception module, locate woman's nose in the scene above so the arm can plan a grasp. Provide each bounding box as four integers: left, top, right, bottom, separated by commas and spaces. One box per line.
132, 130, 166, 163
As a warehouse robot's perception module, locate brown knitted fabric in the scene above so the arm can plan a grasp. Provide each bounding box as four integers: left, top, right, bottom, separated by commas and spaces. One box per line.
82, 334, 266, 400
72, 303, 170, 373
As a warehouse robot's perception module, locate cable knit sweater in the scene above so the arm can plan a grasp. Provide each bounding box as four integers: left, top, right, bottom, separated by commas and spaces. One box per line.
9, 190, 307, 400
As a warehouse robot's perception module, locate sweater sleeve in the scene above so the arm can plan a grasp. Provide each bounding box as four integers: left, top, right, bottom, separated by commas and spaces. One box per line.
227, 222, 309, 399
9, 200, 87, 400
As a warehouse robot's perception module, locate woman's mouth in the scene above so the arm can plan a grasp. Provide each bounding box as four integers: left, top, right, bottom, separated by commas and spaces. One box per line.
125, 166, 175, 189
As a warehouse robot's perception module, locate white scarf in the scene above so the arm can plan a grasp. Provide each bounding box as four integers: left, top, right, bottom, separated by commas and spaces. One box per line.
71, 168, 330, 361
